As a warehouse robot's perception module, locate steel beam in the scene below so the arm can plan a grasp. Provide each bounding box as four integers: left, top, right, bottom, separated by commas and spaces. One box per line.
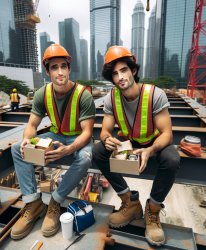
95, 114, 204, 127
96, 106, 195, 115
1, 112, 30, 123
92, 125, 206, 147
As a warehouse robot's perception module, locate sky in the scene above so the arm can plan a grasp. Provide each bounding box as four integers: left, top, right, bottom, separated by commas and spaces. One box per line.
36, 0, 156, 64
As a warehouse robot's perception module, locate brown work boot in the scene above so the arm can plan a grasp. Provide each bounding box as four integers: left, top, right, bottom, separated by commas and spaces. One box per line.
41, 196, 61, 236
108, 191, 143, 228
11, 198, 46, 240
145, 199, 165, 246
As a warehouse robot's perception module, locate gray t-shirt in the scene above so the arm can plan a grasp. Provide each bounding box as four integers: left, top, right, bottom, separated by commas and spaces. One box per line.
103, 84, 170, 128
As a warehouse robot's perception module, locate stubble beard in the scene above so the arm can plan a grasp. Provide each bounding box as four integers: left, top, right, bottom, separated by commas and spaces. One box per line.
118, 78, 135, 92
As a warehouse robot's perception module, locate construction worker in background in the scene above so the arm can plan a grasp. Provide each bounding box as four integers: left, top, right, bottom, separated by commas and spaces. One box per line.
92, 46, 180, 246
10, 44, 95, 239
10, 88, 20, 111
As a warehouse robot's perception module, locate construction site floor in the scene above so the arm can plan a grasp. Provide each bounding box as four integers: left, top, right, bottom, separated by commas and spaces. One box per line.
1, 194, 113, 250
1, 178, 206, 249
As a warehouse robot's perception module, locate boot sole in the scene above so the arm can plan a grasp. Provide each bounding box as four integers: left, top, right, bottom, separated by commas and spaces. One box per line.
11, 205, 47, 240
108, 211, 143, 228
145, 233, 165, 246
42, 223, 60, 237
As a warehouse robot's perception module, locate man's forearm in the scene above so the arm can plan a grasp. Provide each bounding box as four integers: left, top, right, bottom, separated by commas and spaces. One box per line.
149, 132, 172, 156
23, 125, 37, 140
67, 131, 92, 155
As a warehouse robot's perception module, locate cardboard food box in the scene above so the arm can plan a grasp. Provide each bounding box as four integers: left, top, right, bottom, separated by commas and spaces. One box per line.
23, 138, 53, 166
110, 140, 140, 175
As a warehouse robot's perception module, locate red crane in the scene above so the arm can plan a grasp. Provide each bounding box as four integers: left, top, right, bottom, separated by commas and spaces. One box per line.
187, 0, 206, 104
146, 0, 206, 104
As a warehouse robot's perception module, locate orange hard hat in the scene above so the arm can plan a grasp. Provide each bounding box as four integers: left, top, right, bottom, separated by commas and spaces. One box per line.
104, 46, 136, 64
42, 44, 72, 66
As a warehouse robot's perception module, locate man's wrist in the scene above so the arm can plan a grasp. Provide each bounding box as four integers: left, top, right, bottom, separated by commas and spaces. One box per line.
102, 135, 110, 145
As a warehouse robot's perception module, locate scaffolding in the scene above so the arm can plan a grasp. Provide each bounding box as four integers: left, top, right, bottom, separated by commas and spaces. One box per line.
13, 0, 40, 72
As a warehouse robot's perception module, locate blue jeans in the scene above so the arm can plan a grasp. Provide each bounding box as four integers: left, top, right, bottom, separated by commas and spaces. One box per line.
11, 132, 93, 204
11, 102, 19, 112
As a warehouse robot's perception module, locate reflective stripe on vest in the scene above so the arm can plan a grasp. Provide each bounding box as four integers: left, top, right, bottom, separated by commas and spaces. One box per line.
10, 93, 19, 102
112, 84, 159, 145
45, 82, 86, 135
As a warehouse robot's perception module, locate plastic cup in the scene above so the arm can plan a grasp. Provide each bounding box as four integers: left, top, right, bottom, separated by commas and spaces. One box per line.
59, 212, 74, 240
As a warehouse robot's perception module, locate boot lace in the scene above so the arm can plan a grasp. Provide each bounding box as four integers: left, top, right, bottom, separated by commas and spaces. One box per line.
48, 199, 60, 215
21, 203, 32, 218
147, 207, 166, 225
121, 202, 129, 214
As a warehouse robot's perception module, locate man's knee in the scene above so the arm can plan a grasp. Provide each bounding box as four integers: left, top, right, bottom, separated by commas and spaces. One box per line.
82, 149, 92, 162
161, 146, 180, 172
92, 141, 109, 160
11, 142, 21, 156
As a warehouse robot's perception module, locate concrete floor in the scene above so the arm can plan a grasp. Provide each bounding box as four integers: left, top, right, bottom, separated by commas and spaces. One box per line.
99, 177, 206, 235
1, 178, 206, 250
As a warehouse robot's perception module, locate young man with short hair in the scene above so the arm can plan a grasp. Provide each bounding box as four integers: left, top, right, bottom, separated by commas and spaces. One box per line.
11, 44, 95, 239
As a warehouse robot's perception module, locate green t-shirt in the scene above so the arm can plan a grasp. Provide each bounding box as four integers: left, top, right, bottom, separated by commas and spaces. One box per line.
31, 82, 96, 122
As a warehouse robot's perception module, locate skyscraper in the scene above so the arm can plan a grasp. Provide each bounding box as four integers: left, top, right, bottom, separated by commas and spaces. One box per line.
90, 0, 121, 80
0, 0, 16, 64
145, 5, 156, 79
13, 0, 39, 71
80, 39, 89, 80
0, 0, 39, 71
59, 18, 80, 80
39, 32, 54, 82
157, 0, 196, 88
131, 0, 145, 79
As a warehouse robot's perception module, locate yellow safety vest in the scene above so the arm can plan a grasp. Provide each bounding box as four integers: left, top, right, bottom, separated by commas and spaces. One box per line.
111, 84, 159, 145
10, 93, 19, 103
45, 82, 87, 135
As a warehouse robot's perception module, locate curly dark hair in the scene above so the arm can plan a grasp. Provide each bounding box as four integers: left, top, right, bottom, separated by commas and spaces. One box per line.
102, 56, 140, 84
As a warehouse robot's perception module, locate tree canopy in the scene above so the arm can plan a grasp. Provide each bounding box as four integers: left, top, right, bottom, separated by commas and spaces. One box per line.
0, 75, 30, 95
154, 76, 176, 89
76, 79, 107, 86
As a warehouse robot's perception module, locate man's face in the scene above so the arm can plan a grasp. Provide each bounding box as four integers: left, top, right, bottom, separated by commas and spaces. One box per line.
47, 57, 70, 87
112, 61, 135, 91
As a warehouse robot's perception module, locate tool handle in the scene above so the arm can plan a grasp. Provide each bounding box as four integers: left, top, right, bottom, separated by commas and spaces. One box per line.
65, 233, 86, 250
35, 241, 43, 250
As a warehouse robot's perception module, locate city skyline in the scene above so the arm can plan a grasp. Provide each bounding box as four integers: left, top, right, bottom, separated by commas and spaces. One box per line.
36, 0, 156, 64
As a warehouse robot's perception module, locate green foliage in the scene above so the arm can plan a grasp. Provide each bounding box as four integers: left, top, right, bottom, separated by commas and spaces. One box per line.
0, 75, 30, 95
154, 76, 176, 89
76, 80, 107, 86
141, 78, 155, 84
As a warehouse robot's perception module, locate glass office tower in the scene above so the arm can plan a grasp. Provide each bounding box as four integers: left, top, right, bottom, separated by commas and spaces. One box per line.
131, 0, 145, 79
40, 32, 54, 82
80, 39, 89, 80
59, 18, 80, 80
158, 0, 196, 88
0, 0, 18, 64
145, 6, 156, 79
90, 0, 121, 80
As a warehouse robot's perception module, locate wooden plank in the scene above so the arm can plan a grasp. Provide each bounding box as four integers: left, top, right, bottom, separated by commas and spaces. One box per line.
0, 187, 21, 215
0, 121, 25, 125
